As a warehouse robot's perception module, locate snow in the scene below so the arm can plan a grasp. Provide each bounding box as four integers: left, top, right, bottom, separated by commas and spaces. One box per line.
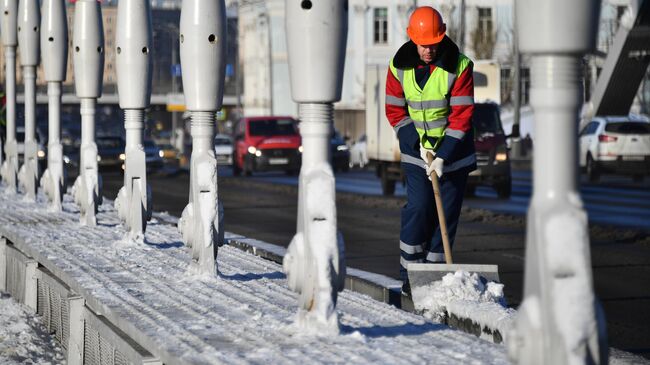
0, 293, 65, 365
546, 211, 596, 362
0, 186, 512, 364
286, 164, 345, 334
411, 271, 516, 342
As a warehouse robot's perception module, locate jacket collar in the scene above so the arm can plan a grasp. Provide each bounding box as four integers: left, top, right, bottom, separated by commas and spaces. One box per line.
392, 36, 460, 74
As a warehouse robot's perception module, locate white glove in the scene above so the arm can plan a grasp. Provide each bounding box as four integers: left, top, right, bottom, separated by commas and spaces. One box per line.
420, 148, 443, 179
426, 157, 444, 179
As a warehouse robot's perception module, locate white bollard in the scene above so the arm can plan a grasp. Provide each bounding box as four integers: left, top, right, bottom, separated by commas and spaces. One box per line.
16, 0, 40, 200
508, 1, 608, 364
177, 0, 226, 276
0, 0, 19, 193
39, 0, 68, 211
282, 0, 347, 333
71, 0, 104, 226
114, 0, 153, 241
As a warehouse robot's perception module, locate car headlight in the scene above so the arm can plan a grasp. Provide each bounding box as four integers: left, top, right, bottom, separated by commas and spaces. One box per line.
247, 146, 257, 155
255, 150, 262, 157
158, 150, 164, 158
96, 155, 102, 162
495, 152, 508, 162
336, 145, 349, 152
63, 155, 70, 164
119, 153, 126, 161
37, 150, 45, 158
298, 145, 303, 153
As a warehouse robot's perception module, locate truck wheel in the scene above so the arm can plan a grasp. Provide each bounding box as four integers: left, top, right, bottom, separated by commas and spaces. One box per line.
380, 166, 395, 196
586, 154, 599, 182
233, 158, 241, 176
243, 156, 252, 177
496, 179, 512, 199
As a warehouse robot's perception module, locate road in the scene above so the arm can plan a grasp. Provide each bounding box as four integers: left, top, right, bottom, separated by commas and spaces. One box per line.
100, 166, 650, 358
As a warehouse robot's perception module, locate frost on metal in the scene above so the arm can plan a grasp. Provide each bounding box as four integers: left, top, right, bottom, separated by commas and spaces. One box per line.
284, 164, 346, 334
545, 210, 600, 363
71, 0, 104, 227
114, 0, 153, 241
39, 0, 68, 212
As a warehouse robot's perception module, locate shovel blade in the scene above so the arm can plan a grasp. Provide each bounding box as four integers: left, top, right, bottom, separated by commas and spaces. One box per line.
407, 263, 500, 290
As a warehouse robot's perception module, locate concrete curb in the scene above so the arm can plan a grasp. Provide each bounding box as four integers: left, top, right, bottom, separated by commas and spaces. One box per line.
225, 233, 512, 344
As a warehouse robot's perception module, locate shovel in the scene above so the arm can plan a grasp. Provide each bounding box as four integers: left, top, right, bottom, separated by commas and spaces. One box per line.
407, 152, 500, 298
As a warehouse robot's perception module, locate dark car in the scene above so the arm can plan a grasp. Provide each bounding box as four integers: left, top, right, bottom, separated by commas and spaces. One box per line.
330, 129, 350, 172
467, 103, 512, 198
96, 136, 126, 171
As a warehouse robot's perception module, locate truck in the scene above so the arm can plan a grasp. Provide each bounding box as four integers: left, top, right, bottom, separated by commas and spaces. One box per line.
365, 61, 512, 197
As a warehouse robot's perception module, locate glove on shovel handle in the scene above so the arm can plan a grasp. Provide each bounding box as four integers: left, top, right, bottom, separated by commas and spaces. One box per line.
426, 152, 453, 264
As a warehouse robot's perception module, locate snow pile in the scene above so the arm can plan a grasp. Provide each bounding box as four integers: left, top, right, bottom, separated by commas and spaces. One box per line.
411, 271, 515, 340
0, 293, 65, 365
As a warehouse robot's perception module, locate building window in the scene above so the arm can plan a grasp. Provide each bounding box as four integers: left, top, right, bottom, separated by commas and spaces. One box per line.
477, 7, 493, 36
374, 8, 388, 44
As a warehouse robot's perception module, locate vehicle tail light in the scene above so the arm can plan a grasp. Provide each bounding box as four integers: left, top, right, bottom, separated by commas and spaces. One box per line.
598, 134, 618, 142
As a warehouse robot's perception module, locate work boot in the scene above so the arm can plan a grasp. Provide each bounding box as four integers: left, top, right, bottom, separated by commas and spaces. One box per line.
401, 281, 411, 297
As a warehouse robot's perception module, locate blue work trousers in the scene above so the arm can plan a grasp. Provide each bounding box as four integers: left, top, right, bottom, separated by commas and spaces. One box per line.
397, 126, 468, 282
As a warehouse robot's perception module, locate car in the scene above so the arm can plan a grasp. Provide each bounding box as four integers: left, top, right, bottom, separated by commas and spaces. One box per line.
96, 136, 126, 171
579, 115, 650, 182
467, 103, 512, 198
330, 128, 350, 172
158, 143, 179, 162
214, 134, 233, 166
349, 134, 368, 168
233, 116, 301, 176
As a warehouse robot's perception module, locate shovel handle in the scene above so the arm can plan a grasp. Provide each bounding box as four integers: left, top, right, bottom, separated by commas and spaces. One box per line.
427, 152, 453, 264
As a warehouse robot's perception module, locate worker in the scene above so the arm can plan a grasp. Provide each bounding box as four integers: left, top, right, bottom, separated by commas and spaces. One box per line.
385, 6, 476, 295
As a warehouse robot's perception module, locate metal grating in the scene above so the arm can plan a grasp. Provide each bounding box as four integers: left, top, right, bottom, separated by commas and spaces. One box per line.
5, 246, 28, 303
61, 298, 70, 350
36, 268, 73, 353
84, 320, 101, 365
83, 317, 135, 365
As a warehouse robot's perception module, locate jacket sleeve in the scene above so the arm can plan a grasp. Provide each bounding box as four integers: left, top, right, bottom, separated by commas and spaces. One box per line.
385, 67, 410, 133
435, 62, 475, 161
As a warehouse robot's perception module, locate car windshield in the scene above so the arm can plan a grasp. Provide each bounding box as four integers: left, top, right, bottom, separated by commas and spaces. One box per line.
472, 105, 503, 134
97, 137, 124, 149
214, 137, 231, 146
249, 119, 297, 136
605, 122, 650, 135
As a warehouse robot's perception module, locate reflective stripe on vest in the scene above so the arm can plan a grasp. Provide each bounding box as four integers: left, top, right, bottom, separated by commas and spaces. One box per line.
390, 55, 472, 150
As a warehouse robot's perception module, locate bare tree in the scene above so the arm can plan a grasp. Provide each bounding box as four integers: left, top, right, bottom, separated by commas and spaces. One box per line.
470, 25, 496, 60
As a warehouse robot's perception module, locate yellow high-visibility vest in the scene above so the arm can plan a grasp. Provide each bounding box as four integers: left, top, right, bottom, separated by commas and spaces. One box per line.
389, 54, 471, 150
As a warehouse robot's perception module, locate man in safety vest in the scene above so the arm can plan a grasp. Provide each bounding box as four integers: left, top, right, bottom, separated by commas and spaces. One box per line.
385, 6, 476, 295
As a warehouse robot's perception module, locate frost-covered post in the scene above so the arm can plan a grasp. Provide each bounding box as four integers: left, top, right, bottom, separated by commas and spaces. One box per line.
177, 0, 226, 276
39, 0, 68, 211
16, 0, 40, 200
0, 0, 19, 193
508, 1, 608, 364
71, 0, 104, 226
114, 0, 153, 241
282, 0, 347, 332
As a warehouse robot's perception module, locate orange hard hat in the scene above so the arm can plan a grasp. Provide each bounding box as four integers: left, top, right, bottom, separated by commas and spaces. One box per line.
407, 7, 446, 45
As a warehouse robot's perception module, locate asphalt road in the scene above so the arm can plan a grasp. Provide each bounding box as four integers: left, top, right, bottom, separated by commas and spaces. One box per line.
101, 166, 650, 358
